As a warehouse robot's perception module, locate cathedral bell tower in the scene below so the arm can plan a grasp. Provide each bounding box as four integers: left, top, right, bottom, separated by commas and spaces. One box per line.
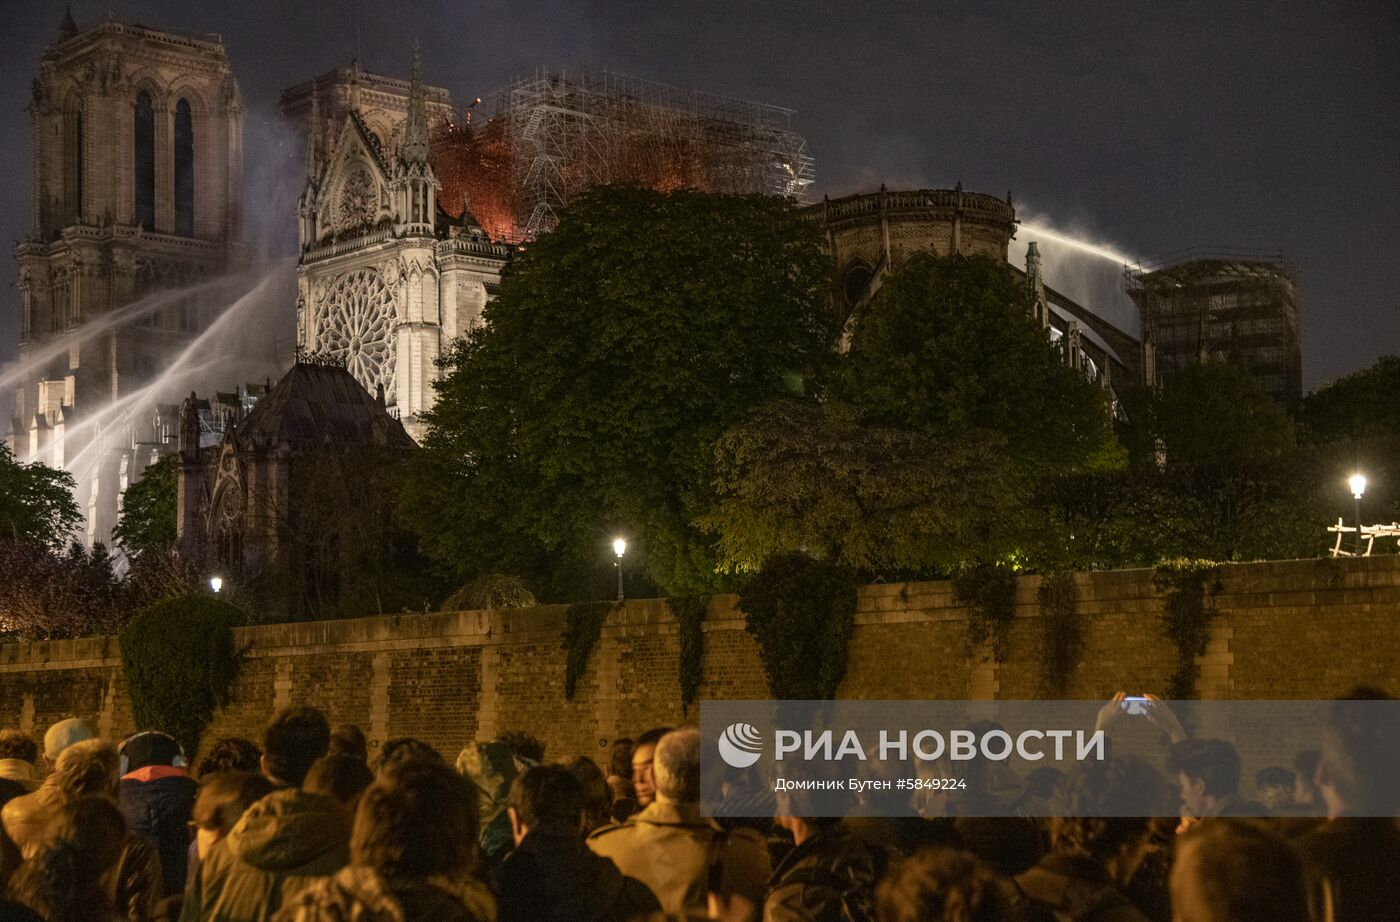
393, 46, 436, 237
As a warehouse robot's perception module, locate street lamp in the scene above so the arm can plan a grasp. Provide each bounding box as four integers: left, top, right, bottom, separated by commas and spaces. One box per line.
209, 575, 223, 594
612, 538, 626, 601
1350, 474, 1367, 552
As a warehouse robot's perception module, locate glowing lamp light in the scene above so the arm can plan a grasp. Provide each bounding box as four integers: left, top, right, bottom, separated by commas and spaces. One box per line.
209, 576, 223, 594
1349, 474, 1367, 499
613, 538, 627, 558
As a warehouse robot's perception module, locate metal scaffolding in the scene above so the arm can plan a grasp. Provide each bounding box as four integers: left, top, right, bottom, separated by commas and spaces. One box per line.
433, 69, 814, 242
1125, 248, 1302, 405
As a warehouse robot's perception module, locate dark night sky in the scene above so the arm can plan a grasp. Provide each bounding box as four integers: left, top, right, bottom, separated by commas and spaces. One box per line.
0, 0, 1396, 389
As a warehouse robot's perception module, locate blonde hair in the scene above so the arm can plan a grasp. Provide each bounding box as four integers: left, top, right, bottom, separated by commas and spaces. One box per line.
53, 740, 119, 802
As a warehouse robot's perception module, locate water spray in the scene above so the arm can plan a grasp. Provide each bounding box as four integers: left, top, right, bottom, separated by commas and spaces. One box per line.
1017, 221, 1139, 266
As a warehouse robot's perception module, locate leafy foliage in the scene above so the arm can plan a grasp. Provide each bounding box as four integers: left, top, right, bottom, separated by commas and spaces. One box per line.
562, 600, 617, 700
840, 253, 1122, 472
114, 454, 178, 560
400, 186, 835, 600
952, 561, 1019, 660
1037, 571, 1082, 695
739, 553, 857, 699
441, 574, 537, 612
669, 595, 708, 713
118, 594, 244, 755
0, 443, 81, 551
1132, 364, 1297, 468
702, 400, 1021, 576
1153, 560, 1223, 700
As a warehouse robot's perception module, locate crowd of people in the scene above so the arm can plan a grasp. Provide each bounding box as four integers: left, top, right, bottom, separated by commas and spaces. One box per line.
0, 686, 1392, 922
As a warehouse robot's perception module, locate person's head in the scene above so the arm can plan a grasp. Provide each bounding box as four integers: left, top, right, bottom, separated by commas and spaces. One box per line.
352, 760, 479, 880
607, 738, 634, 780
631, 726, 672, 808
1291, 749, 1320, 806
876, 847, 1021, 922
507, 763, 584, 845
119, 731, 185, 774
1166, 739, 1241, 817
1253, 767, 1295, 811
190, 771, 276, 860
653, 727, 701, 805
1170, 819, 1309, 922
562, 756, 611, 833
0, 731, 39, 767
498, 731, 545, 765
1317, 687, 1400, 816
53, 740, 119, 802
13, 796, 125, 921
262, 706, 330, 788
42, 718, 96, 769
327, 725, 368, 763
196, 737, 261, 779
374, 737, 443, 776
304, 754, 374, 808
1050, 756, 1171, 884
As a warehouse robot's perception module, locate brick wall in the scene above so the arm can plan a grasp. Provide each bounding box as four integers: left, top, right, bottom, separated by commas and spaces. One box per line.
1, 556, 1397, 766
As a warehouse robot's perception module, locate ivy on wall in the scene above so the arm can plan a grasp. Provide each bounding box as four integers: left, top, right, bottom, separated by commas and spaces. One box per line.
738, 553, 857, 699
1153, 559, 1223, 700
118, 594, 245, 757
1036, 571, 1082, 696
668, 596, 708, 714
562, 600, 619, 700
953, 561, 1018, 661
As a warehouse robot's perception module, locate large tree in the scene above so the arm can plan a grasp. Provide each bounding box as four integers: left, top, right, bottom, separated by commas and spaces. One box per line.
839, 253, 1122, 472
0, 442, 81, 550
400, 186, 835, 599
114, 453, 178, 560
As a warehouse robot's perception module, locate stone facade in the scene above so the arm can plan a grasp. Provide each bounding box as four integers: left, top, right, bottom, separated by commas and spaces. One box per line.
8, 12, 244, 543
1, 556, 1396, 765
284, 57, 509, 441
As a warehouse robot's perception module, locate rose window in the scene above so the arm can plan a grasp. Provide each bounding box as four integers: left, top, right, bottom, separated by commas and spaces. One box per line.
316, 269, 396, 401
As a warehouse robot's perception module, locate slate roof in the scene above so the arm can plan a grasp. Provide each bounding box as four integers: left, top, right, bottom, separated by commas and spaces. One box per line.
234, 362, 415, 450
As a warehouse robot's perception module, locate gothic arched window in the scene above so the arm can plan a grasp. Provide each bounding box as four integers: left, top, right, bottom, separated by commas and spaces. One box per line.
134, 91, 156, 230
174, 99, 194, 236
62, 102, 83, 223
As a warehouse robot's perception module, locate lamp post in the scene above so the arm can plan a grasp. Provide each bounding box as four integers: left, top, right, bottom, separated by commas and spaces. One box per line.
209, 575, 223, 594
1350, 474, 1367, 553
612, 538, 626, 601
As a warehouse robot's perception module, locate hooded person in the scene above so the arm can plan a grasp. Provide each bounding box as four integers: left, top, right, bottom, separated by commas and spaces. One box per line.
118, 731, 199, 896
1, 717, 98, 858
455, 740, 525, 870
181, 706, 348, 922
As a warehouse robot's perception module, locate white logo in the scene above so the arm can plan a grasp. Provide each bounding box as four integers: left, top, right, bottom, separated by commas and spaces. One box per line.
717, 722, 764, 768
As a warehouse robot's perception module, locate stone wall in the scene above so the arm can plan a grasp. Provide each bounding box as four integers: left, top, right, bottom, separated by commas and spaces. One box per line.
2, 556, 1397, 766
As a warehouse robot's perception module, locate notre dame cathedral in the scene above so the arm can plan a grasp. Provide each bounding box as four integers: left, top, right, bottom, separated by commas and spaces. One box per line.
282, 54, 509, 441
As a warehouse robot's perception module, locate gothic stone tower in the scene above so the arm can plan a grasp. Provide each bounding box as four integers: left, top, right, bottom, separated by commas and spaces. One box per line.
284, 54, 508, 441
11, 11, 244, 543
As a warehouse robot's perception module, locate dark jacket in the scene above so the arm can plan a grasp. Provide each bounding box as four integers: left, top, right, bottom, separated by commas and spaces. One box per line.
119, 766, 199, 896
496, 823, 659, 922
1016, 853, 1148, 922
1296, 817, 1400, 922
180, 789, 351, 922
272, 867, 495, 922
764, 823, 891, 922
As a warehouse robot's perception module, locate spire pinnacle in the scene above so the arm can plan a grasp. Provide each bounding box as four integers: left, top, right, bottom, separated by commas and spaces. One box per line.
59, 6, 78, 39
401, 41, 430, 164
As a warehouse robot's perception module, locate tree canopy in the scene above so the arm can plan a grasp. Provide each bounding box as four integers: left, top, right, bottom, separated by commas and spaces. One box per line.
0, 443, 81, 550
399, 186, 836, 599
114, 453, 178, 560
840, 253, 1123, 472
